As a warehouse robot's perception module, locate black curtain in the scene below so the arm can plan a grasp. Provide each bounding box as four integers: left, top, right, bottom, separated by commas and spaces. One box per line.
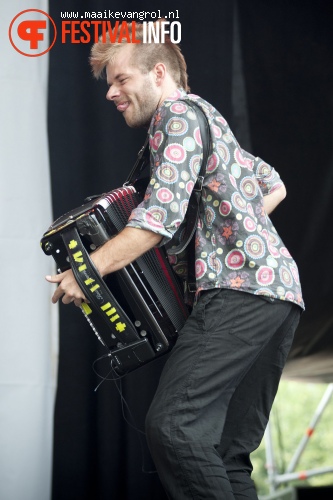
47, 1, 333, 499
236, 0, 333, 382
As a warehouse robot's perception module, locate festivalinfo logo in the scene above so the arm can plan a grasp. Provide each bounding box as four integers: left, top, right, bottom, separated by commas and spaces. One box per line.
9, 9, 57, 57
9, 9, 181, 57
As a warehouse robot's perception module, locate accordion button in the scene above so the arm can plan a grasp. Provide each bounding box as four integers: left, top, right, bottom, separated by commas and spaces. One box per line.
44, 241, 53, 253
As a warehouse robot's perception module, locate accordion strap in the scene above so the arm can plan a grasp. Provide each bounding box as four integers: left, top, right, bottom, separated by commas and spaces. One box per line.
124, 135, 150, 186
168, 99, 211, 255
61, 226, 139, 344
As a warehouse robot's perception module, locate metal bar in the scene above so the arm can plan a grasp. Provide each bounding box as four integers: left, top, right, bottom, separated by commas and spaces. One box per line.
264, 421, 278, 493
286, 383, 333, 473
274, 466, 333, 485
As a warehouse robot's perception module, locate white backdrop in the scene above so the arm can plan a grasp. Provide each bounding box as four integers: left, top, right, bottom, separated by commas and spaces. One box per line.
0, 2, 57, 499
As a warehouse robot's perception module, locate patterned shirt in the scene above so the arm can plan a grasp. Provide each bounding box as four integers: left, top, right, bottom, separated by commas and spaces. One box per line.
127, 88, 304, 310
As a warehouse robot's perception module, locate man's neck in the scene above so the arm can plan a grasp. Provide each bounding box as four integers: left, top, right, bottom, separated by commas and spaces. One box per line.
157, 78, 178, 108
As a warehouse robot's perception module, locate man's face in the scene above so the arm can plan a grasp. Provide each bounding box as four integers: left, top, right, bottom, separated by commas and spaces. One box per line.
106, 45, 161, 128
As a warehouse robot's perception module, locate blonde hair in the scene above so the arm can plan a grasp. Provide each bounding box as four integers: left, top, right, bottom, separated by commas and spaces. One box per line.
89, 19, 190, 91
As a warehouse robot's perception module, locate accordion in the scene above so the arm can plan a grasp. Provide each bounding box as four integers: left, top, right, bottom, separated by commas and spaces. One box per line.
41, 185, 189, 374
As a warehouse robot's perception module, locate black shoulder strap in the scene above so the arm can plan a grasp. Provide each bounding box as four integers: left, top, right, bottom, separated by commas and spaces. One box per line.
167, 99, 211, 255
124, 135, 150, 186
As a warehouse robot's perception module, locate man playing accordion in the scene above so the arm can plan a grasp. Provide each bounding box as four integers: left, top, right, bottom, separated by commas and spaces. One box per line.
46, 20, 304, 500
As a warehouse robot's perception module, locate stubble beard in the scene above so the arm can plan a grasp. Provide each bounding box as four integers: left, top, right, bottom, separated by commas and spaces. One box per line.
125, 78, 160, 129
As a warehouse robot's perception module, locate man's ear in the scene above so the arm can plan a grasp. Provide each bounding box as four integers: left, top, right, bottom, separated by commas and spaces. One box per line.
153, 62, 167, 85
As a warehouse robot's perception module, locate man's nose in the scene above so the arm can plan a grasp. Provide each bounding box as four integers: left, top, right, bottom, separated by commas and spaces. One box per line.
106, 85, 120, 101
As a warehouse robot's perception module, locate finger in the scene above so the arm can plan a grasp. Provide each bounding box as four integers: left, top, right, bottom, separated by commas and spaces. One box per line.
61, 291, 86, 306
52, 287, 65, 304
45, 274, 63, 283
62, 294, 80, 305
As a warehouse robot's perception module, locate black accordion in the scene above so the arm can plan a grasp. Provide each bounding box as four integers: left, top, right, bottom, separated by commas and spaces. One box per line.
41, 185, 189, 374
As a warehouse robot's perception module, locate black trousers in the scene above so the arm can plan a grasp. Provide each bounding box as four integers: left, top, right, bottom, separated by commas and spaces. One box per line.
145, 288, 301, 499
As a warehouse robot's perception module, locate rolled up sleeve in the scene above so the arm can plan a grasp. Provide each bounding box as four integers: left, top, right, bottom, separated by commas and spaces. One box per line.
251, 154, 284, 196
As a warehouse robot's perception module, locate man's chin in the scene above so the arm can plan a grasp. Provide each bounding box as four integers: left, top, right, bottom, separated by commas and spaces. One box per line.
124, 116, 149, 129
125, 119, 140, 129
123, 112, 135, 128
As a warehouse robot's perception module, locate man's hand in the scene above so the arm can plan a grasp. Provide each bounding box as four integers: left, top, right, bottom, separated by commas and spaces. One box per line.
45, 270, 86, 306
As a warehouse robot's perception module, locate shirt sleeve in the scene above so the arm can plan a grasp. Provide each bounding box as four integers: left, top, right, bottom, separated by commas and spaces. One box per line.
241, 149, 284, 196
126, 100, 203, 245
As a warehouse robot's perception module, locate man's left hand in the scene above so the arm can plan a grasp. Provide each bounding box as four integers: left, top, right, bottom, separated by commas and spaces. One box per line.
45, 270, 86, 306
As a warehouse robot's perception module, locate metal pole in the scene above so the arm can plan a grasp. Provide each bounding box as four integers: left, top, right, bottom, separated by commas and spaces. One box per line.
286, 383, 333, 473
264, 420, 278, 493
274, 466, 333, 486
